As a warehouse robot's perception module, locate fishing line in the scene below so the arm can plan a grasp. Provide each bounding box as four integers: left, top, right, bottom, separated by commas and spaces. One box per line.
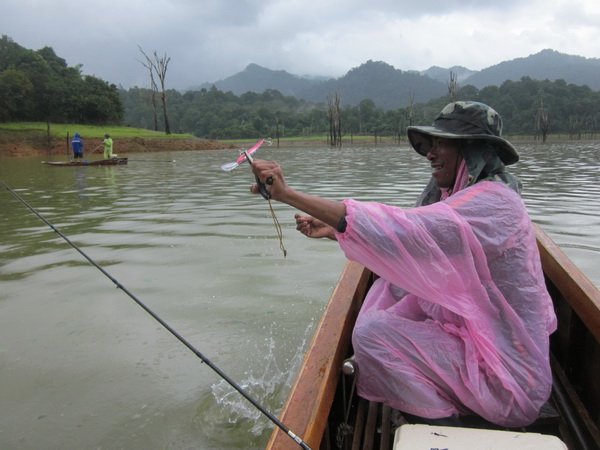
267, 198, 287, 258
0, 179, 311, 450
220, 140, 286, 256
242, 149, 288, 258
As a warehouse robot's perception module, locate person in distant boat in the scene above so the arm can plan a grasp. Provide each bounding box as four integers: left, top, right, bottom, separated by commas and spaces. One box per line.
71, 132, 84, 160
248, 101, 556, 428
102, 133, 113, 159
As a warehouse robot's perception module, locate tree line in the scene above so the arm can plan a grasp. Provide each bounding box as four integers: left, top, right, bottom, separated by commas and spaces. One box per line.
0, 35, 123, 124
2, 35, 599, 142
121, 77, 600, 142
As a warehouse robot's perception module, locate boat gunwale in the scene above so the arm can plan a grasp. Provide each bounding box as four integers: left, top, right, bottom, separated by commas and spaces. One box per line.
266, 261, 371, 449
42, 158, 128, 166
533, 223, 600, 345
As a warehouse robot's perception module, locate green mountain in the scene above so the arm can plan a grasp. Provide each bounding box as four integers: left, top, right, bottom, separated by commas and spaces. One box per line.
196, 63, 321, 97
463, 49, 600, 90
199, 60, 447, 109
193, 49, 600, 110
298, 60, 447, 109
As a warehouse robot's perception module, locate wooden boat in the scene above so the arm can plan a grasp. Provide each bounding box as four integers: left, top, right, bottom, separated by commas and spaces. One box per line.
43, 157, 128, 166
267, 223, 600, 450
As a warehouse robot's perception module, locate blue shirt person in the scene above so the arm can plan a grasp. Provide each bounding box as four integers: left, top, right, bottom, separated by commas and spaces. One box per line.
72, 133, 84, 160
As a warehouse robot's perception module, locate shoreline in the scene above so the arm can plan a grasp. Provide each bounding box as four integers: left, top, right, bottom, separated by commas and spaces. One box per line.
0, 137, 239, 158
1, 135, 595, 158
0, 136, 398, 157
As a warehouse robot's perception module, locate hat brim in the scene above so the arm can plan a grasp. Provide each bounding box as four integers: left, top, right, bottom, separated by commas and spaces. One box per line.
407, 125, 519, 166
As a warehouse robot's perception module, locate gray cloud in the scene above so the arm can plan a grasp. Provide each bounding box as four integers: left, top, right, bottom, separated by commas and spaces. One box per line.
2, 0, 599, 91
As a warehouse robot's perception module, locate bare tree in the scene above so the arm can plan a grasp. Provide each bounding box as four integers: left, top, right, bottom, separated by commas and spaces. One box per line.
535, 100, 550, 143
137, 46, 159, 131
406, 90, 415, 127
327, 91, 342, 147
447, 70, 459, 102
138, 46, 171, 134
568, 116, 580, 140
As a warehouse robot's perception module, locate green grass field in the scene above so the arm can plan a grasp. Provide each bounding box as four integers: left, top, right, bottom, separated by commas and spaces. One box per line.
0, 122, 196, 139
0, 122, 396, 144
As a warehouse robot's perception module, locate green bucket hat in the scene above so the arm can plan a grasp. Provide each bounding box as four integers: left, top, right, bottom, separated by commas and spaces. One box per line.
407, 101, 519, 165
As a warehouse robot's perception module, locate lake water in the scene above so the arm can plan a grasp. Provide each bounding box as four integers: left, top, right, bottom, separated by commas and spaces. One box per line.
1, 142, 599, 449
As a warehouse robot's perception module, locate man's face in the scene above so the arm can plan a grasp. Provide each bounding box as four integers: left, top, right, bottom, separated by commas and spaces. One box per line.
426, 137, 462, 188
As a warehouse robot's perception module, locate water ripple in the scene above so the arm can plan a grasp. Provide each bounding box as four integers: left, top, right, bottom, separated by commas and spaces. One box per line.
1, 142, 599, 448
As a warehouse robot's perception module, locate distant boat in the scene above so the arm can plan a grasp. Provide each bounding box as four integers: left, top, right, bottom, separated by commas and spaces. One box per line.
267, 223, 600, 450
43, 158, 128, 167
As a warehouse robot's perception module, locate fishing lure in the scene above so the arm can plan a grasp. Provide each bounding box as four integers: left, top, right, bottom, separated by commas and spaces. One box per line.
220, 139, 267, 172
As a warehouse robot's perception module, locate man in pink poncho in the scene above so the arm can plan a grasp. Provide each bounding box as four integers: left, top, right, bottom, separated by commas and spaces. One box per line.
248, 101, 557, 427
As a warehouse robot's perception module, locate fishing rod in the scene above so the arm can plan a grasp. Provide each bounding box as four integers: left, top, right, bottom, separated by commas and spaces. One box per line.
0, 179, 312, 450
87, 144, 103, 157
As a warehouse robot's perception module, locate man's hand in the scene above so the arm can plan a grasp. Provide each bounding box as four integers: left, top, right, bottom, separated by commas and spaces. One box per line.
295, 214, 337, 240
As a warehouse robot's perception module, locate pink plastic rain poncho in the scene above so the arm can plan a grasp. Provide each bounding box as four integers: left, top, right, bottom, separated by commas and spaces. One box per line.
336, 178, 557, 427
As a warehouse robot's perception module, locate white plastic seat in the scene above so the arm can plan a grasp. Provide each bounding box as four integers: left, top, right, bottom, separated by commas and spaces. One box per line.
393, 423, 568, 450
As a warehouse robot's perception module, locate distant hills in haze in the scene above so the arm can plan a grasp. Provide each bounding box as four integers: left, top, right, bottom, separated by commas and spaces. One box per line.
420, 65, 475, 84
191, 49, 600, 110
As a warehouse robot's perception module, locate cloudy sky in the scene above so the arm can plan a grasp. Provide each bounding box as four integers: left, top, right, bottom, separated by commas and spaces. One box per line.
2, 0, 599, 91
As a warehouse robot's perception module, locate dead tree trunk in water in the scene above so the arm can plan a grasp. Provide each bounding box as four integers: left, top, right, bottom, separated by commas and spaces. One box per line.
154, 51, 171, 135
327, 92, 342, 147
407, 91, 415, 127
46, 121, 52, 153
535, 101, 550, 143
447, 70, 459, 102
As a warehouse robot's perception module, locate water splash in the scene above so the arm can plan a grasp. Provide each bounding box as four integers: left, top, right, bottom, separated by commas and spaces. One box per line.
195, 319, 315, 446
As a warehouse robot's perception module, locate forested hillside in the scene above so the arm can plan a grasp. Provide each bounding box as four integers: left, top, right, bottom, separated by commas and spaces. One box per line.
2, 36, 599, 142
419, 78, 600, 137
121, 77, 600, 140
0, 35, 123, 124
464, 49, 600, 90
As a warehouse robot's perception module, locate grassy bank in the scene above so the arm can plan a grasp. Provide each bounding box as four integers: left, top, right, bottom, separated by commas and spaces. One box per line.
0, 123, 391, 148
0, 122, 404, 153
0, 122, 233, 157
0, 122, 196, 139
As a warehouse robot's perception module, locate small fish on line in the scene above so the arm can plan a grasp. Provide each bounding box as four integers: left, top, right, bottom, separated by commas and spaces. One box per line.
220, 139, 269, 171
